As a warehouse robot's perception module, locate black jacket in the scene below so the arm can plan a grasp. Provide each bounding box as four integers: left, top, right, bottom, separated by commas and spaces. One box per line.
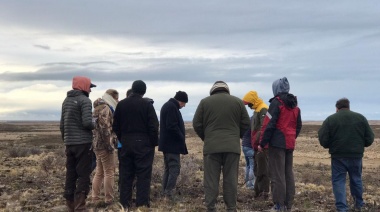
112, 94, 159, 147
158, 98, 188, 154
60, 90, 94, 145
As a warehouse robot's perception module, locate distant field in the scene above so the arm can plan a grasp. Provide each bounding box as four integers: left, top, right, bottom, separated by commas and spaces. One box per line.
0, 122, 379, 211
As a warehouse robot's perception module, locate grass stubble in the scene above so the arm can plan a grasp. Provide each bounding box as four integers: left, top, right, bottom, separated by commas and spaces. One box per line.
0, 123, 379, 211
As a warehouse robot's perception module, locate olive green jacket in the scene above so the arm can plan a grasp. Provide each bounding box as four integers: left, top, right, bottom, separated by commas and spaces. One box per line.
193, 91, 250, 155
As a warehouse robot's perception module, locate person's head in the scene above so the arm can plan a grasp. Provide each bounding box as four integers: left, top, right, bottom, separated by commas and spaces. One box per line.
72, 76, 96, 94
126, 88, 133, 98
272, 77, 289, 96
335, 98, 350, 112
242, 90, 259, 110
209, 81, 230, 95
106, 89, 119, 102
174, 91, 188, 109
131, 80, 146, 96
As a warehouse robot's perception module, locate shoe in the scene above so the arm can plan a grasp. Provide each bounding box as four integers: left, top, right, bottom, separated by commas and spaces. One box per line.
269, 203, 286, 212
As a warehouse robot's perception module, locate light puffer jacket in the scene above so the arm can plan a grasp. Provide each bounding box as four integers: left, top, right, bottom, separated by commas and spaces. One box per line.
60, 89, 94, 145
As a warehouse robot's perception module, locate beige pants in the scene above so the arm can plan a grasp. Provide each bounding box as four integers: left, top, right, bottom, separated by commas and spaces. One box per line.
92, 149, 115, 203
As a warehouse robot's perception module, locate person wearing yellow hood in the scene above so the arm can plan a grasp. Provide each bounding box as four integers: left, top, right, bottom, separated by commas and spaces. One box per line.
242, 91, 270, 200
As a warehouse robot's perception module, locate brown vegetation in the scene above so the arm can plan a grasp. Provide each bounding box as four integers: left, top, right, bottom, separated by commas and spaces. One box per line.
0, 122, 379, 211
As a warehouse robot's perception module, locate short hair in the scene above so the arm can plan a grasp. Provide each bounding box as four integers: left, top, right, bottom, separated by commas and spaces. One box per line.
106, 89, 119, 100
335, 98, 350, 110
126, 89, 133, 97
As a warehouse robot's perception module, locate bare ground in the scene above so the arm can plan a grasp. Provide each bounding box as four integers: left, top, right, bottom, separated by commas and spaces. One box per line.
0, 122, 379, 211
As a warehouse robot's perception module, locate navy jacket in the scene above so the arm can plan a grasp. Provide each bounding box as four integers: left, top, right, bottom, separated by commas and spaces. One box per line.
158, 98, 188, 154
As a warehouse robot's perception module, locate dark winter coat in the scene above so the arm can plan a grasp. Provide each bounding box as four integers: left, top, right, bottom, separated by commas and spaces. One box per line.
112, 93, 159, 147
193, 91, 250, 155
158, 98, 188, 154
60, 89, 94, 145
318, 109, 374, 158
259, 93, 302, 150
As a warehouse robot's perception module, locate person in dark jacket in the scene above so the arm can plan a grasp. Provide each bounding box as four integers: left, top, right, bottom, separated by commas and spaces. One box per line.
242, 90, 269, 199
158, 91, 189, 200
193, 81, 250, 212
60, 76, 96, 211
258, 77, 302, 211
318, 98, 374, 212
112, 80, 159, 209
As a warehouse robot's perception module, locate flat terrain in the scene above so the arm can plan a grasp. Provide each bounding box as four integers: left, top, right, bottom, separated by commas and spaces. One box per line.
0, 122, 379, 211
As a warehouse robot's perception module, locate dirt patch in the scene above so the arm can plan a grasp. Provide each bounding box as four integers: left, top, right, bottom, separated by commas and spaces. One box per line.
0, 122, 379, 211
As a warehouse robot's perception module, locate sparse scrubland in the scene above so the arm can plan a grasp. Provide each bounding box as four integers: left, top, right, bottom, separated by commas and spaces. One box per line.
0, 122, 379, 211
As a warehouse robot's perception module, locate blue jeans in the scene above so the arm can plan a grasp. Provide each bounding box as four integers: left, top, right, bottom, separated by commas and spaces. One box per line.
242, 146, 255, 188
331, 157, 364, 212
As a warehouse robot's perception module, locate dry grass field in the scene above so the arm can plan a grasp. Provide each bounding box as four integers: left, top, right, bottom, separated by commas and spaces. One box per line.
0, 121, 379, 211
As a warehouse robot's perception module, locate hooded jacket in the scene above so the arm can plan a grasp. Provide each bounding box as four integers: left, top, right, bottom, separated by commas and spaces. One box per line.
193, 89, 250, 155
259, 77, 302, 150
158, 98, 188, 154
60, 76, 94, 145
92, 97, 117, 151
243, 91, 269, 150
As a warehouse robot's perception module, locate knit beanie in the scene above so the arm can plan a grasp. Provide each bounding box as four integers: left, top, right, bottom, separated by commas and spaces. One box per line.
131, 80, 146, 95
174, 91, 188, 103
210, 81, 230, 95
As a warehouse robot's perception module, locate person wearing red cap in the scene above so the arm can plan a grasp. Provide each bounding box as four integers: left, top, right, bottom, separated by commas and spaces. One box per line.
60, 76, 96, 211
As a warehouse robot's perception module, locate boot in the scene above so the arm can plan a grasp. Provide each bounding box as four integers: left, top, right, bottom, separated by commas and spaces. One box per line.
66, 199, 74, 212
74, 193, 87, 211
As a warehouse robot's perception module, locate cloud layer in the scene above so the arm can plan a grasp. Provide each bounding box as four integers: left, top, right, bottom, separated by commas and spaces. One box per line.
0, 1, 379, 121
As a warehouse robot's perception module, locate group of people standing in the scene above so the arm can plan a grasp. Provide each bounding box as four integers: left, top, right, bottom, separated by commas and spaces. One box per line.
60, 76, 374, 212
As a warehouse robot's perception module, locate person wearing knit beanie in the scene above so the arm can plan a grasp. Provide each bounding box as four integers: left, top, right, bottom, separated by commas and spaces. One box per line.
209, 81, 230, 95
132, 80, 146, 95
158, 91, 189, 199
174, 91, 188, 104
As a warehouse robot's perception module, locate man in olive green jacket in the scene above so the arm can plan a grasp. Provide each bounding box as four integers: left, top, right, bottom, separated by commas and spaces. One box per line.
193, 81, 250, 212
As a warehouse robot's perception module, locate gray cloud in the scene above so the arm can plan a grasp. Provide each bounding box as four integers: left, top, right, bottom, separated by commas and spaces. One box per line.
0, 1, 379, 120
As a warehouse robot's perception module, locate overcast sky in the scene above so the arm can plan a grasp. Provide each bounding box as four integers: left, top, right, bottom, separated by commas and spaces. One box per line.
0, 1, 379, 121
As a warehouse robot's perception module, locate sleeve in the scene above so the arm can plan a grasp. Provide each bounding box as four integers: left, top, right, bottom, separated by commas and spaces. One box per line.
81, 98, 94, 130
192, 100, 205, 141
318, 118, 331, 148
165, 105, 185, 141
60, 104, 64, 140
363, 118, 374, 147
296, 108, 302, 138
97, 106, 116, 150
253, 108, 267, 147
259, 100, 281, 148
112, 106, 121, 140
239, 102, 251, 138
147, 103, 159, 146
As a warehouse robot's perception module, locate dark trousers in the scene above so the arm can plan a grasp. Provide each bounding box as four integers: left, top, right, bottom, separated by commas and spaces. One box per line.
162, 153, 181, 196
203, 152, 240, 212
119, 136, 155, 208
268, 146, 295, 209
254, 149, 270, 196
331, 157, 364, 212
64, 143, 92, 200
